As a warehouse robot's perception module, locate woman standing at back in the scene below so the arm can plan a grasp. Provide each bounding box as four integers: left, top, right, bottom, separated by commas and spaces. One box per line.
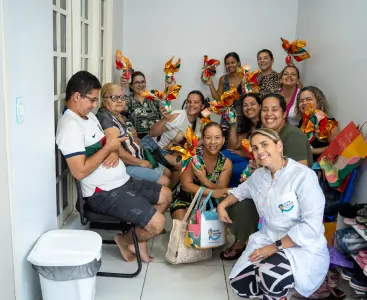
256, 49, 281, 98
204, 52, 245, 147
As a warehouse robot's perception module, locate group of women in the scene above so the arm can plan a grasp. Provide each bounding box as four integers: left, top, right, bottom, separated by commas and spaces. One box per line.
95, 49, 339, 299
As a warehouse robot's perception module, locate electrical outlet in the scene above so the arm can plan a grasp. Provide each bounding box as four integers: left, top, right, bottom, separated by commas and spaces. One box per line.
16, 97, 25, 124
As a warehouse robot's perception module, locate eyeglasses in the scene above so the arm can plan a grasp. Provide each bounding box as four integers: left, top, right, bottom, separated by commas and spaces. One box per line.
83, 95, 99, 103
132, 80, 146, 86
102, 95, 126, 102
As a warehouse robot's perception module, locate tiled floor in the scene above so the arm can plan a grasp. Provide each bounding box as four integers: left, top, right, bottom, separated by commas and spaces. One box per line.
92, 214, 246, 300
92, 217, 356, 300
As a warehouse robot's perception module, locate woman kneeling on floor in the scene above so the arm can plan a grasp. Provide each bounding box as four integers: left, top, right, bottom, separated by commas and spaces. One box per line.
171, 122, 232, 220
217, 128, 329, 300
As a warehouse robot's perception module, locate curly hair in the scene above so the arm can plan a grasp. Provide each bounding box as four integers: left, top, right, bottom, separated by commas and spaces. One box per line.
295, 86, 328, 119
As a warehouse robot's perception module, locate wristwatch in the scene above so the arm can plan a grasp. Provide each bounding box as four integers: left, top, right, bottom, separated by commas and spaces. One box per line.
275, 239, 283, 251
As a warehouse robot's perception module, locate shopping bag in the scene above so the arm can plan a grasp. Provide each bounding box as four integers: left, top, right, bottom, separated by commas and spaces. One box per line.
318, 122, 367, 191
166, 187, 212, 264
185, 190, 226, 249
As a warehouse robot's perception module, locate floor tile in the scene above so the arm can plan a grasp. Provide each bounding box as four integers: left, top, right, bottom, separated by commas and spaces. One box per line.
95, 263, 148, 300
149, 232, 170, 263
150, 231, 223, 266
141, 263, 228, 300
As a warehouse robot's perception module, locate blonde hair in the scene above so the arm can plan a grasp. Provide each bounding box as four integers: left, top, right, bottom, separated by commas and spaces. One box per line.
250, 128, 282, 144
100, 83, 121, 108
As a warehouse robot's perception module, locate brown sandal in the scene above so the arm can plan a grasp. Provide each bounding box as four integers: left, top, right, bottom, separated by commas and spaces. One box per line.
220, 242, 246, 261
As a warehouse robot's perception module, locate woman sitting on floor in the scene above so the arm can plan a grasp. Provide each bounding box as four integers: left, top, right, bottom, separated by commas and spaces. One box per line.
171, 122, 232, 220
295, 86, 339, 163
217, 128, 329, 300
220, 92, 313, 261
96, 83, 171, 188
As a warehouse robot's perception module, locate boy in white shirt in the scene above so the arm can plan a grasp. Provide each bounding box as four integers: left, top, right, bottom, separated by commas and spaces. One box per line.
56, 71, 172, 263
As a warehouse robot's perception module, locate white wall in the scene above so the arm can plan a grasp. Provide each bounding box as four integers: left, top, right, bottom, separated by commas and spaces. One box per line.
2, 0, 58, 299
122, 0, 298, 109
0, 0, 16, 299
296, 0, 367, 203
112, 0, 125, 83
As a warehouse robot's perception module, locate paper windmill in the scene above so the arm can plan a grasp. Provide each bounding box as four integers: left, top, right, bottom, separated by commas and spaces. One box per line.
115, 50, 134, 83
164, 56, 181, 84
281, 37, 311, 66
201, 55, 220, 83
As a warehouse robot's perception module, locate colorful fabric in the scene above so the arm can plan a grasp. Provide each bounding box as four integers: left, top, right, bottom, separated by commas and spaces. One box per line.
170, 147, 227, 214
301, 107, 338, 143
126, 94, 162, 137
318, 121, 367, 192
56, 109, 130, 197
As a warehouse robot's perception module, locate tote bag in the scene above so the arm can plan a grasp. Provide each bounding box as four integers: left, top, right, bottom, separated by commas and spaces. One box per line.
318, 121, 367, 191
165, 187, 212, 264
185, 190, 226, 249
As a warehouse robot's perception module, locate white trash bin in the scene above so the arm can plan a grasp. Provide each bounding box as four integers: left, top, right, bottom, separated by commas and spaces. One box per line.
27, 230, 102, 300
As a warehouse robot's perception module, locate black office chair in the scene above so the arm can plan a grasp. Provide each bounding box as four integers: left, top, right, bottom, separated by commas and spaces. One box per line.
74, 180, 142, 278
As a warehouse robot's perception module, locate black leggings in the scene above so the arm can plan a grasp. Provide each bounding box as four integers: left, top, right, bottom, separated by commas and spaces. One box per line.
229, 251, 295, 300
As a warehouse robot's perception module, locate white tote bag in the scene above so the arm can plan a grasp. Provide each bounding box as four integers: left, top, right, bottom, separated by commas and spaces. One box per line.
165, 187, 212, 264
184, 190, 226, 249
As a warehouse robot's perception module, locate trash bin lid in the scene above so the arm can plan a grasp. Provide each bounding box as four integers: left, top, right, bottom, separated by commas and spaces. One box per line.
27, 230, 102, 267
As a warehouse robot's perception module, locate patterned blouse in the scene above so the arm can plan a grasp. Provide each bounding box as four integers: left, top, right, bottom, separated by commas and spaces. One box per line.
257, 71, 281, 98
171, 147, 227, 212
126, 94, 162, 138
220, 75, 244, 149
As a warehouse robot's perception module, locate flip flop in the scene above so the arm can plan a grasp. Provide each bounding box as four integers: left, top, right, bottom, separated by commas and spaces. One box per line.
344, 218, 357, 225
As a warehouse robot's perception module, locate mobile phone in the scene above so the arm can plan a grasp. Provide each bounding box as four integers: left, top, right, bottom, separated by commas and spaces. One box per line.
118, 133, 129, 138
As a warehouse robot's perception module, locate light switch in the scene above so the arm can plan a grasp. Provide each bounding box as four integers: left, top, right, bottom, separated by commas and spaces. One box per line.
16, 97, 25, 124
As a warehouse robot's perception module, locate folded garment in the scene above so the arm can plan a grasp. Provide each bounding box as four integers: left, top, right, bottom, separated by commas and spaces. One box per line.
343, 232, 366, 244
350, 273, 367, 292
345, 242, 367, 254
341, 266, 364, 281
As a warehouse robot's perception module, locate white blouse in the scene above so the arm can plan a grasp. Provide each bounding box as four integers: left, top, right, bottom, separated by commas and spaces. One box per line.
287, 88, 300, 126
228, 158, 329, 297
157, 110, 201, 149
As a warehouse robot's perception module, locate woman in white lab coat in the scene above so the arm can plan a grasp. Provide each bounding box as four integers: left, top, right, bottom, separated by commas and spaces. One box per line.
215, 128, 329, 299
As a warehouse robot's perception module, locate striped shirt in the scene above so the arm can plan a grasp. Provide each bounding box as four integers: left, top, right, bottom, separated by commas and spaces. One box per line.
96, 108, 144, 160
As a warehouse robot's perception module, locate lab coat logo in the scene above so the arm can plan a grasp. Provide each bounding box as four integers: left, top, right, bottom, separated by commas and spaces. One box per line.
208, 228, 221, 240
278, 200, 294, 213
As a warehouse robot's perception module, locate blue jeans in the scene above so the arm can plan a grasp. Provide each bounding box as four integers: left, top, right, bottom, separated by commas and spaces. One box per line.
221, 150, 249, 187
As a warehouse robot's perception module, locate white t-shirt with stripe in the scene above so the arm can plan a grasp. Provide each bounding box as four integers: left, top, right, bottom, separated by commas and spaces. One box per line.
56, 109, 130, 197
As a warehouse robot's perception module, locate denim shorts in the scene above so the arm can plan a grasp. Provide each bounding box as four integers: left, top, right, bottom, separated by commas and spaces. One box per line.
140, 135, 171, 156
126, 163, 165, 183
86, 177, 162, 227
